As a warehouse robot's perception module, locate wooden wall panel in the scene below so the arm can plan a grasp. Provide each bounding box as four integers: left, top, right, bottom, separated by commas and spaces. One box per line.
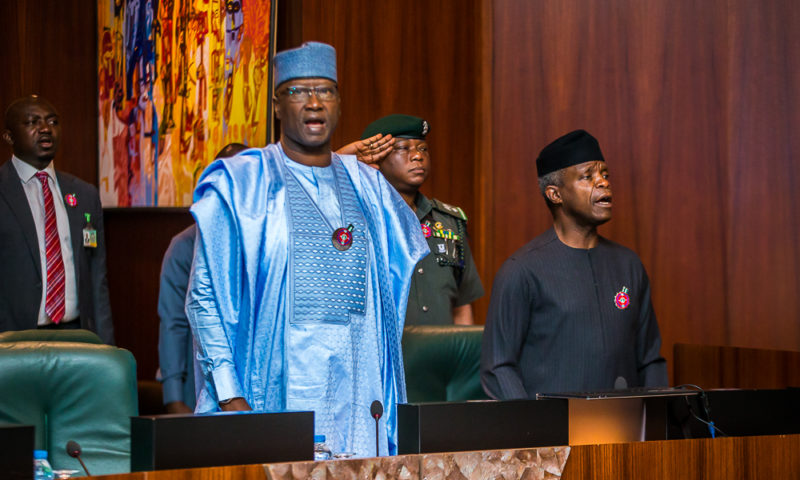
725, 1, 800, 350
4, 0, 799, 387
105, 209, 194, 379
490, 0, 800, 380
673, 343, 800, 389
0, 0, 98, 183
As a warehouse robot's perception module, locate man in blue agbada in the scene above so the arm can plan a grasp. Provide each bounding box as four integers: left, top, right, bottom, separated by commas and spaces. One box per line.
186, 42, 428, 457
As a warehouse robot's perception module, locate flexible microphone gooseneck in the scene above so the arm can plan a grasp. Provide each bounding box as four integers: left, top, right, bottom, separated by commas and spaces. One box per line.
66, 440, 91, 476
370, 400, 383, 457
675, 384, 728, 438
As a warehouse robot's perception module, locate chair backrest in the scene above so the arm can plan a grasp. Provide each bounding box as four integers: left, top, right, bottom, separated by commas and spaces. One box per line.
402, 325, 489, 403
0, 338, 138, 476
0, 329, 103, 344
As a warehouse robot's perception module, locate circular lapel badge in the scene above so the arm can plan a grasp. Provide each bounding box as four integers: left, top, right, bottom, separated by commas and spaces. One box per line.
332, 224, 354, 251
614, 286, 630, 310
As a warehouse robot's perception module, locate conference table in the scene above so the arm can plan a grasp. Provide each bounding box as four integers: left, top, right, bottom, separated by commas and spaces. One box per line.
95, 434, 800, 479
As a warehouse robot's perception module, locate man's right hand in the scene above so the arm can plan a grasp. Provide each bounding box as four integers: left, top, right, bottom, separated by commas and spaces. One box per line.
336, 133, 395, 168
219, 397, 252, 412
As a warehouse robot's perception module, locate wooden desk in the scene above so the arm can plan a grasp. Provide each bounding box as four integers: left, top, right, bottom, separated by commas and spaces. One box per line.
564, 434, 800, 479
96, 434, 800, 479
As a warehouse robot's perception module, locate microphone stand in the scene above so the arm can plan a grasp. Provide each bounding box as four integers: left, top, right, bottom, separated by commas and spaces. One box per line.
370, 400, 383, 457
374, 413, 380, 457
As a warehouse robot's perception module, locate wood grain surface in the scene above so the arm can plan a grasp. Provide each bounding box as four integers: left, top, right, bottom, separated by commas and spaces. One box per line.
563, 434, 800, 479
673, 343, 800, 388
0, 0, 98, 183
490, 0, 800, 378
1, 0, 798, 385
91, 435, 800, 480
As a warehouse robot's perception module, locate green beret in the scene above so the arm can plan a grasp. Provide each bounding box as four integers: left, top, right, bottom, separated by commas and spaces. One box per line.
361, 114, 429, 140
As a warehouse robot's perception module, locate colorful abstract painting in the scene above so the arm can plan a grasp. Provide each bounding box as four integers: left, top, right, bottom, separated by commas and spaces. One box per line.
97, 0, 275, 207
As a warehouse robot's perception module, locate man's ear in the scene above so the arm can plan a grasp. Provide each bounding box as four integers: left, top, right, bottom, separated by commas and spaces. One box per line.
2, 130, 12, 146
545, 185, 562, 205
273, 97, 282, 121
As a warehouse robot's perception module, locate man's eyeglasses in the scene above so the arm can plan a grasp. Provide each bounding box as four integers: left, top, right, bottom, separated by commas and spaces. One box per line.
277, 86, 339, 103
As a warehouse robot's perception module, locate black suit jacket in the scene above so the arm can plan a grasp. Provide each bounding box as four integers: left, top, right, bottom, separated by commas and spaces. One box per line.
0, 160, 114, 344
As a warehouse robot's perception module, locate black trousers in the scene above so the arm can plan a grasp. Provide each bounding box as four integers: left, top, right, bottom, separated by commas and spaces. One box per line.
37, 318, 81, 330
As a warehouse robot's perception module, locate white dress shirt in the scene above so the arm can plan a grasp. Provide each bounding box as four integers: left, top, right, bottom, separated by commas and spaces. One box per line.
12, 156, 79, 324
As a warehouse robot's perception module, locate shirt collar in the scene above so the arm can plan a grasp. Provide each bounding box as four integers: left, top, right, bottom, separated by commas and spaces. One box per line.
414, 192, 432, 221
11, 155, 56, 184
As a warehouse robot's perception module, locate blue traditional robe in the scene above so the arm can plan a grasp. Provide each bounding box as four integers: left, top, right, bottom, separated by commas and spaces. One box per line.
186, 143, 428, 457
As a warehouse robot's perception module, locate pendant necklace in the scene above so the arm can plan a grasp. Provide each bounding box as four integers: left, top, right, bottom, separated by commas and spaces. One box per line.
286, 156, 355, 251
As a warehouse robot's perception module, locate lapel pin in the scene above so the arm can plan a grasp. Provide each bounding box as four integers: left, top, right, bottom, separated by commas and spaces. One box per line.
614, 286, 630, 310
421, 223, 432, 238
332, 224, 354, 251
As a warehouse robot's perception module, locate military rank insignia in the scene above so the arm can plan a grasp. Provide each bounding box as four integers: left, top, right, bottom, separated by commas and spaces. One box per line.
614, 286, 630, 310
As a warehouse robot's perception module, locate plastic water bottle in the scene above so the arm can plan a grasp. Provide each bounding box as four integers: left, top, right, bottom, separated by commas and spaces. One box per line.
33, 450, 55, 480
313, 434, 332, 461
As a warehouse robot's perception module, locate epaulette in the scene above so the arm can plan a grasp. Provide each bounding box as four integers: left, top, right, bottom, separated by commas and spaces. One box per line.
431, 199, 468, 221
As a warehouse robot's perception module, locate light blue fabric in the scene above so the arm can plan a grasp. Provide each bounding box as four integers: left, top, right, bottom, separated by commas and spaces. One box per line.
186, 143, 428, 456
274, 41, 337, 86
284, 156, 372, 454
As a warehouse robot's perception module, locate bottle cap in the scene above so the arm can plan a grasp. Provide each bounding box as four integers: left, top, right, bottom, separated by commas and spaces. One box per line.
314, 434, 326, 443
34, 450, 48, 459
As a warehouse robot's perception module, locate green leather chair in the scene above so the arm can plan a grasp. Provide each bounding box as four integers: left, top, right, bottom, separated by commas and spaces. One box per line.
0, 329, 104, 344
0, 330, 138, 476
402, 325, 489, 403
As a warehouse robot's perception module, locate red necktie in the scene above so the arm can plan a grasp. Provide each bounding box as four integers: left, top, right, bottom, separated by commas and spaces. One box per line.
35, 172, 66, 324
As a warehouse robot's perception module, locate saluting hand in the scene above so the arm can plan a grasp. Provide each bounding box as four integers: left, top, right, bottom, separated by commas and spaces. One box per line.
337, 133, 395, 169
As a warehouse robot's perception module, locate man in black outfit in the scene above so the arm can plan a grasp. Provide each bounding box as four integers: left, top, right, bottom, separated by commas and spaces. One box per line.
481, 129, 667, 400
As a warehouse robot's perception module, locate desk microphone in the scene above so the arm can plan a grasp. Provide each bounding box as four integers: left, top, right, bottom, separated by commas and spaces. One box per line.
66, 440, 91, 476
370, 400, 383, 457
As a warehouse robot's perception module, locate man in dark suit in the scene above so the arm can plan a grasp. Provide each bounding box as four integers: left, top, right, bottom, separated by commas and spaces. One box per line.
0, 95, 114, 344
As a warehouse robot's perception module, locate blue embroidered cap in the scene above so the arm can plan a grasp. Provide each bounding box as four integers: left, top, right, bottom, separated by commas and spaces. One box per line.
273, 41, 337, 87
